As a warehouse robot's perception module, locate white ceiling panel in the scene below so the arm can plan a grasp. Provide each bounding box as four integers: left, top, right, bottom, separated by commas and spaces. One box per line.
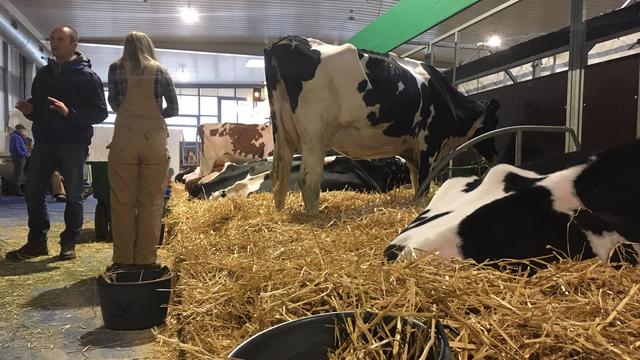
77, 43, 266, 85
6, 0, 631, 83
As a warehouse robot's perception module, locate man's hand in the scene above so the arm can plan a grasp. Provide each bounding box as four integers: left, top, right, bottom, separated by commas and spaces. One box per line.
15, 100, 33, 115
48, 97, 69, 116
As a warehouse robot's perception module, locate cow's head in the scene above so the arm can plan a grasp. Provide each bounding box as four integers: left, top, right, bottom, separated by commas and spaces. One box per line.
472, 99, 500, 164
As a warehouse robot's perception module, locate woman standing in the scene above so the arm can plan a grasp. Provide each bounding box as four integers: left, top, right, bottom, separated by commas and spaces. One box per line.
107, 32, 178, 269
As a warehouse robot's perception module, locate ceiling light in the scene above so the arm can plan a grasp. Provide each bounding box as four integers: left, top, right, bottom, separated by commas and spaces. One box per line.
181, 7, 199, 23
486, 35, 502, 48
245, 59, 265, 68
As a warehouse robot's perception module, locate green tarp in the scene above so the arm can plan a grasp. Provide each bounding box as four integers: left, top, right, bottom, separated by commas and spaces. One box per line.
347, 0, 480, 53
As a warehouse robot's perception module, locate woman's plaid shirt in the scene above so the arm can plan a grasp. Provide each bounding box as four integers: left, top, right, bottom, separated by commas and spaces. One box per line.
107, 62, 179, 118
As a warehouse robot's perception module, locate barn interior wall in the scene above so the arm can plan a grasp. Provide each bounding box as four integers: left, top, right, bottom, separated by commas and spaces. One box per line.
581, 55, 639, 152
468, 70, 568, 165
469, 53, 640, 164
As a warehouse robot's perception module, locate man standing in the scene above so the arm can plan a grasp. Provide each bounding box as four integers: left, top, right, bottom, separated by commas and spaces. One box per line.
9, 124, 29, 195
6, 25, 108, 261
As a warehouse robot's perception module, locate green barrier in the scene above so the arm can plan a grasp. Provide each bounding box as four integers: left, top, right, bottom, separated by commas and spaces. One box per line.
347, 0, 479, 53
88, 161, 110, 205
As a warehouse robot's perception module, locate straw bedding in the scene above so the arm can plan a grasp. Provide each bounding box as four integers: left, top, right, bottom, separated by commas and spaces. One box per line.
158, 187, 640, 359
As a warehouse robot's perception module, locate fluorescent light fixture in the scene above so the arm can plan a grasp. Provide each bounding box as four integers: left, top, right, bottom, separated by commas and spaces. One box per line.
245, 59, 265, 68
181, 7, 199, 23
486, 35, 502, 48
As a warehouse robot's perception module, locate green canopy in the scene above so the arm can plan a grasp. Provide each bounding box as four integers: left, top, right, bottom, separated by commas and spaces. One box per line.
347, 0, 479, 53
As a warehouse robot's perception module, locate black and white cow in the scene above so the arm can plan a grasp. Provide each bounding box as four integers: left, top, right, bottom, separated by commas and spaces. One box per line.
264, 36, 500, 214
175, 166, 199, 184
187, 155, 411, 200
385, 140, 640, 266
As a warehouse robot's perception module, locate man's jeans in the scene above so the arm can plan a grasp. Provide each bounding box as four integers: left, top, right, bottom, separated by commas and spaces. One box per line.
26, 143, 88, 246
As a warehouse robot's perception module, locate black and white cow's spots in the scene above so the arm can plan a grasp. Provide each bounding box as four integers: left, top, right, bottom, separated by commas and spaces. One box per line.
386, 140, 640, 266
175, 166, 198, 183
188, 155, 411, 200
264, 35, 500, 214
357, 49, 426, 138
264, 36, 321, 114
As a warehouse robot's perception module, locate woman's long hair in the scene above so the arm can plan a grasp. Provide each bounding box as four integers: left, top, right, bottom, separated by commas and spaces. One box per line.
117, 31, 160, 75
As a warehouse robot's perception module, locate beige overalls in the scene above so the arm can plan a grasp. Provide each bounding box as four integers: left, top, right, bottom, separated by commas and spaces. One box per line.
108, 63, 169, 265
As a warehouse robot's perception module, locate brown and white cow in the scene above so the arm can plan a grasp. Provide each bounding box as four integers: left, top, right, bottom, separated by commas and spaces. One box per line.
197, 123, 274, 177
264, 36, 500, 214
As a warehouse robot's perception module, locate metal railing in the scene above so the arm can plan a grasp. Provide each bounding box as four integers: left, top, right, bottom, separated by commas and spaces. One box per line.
416, 125, 581, 198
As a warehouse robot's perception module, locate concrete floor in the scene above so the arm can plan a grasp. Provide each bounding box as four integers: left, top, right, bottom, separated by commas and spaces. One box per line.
0, 195, 160, 359
0, 194, 96, 228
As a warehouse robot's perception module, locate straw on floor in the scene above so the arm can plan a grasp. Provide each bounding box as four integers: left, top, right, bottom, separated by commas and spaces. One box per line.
157, 187, 640, 360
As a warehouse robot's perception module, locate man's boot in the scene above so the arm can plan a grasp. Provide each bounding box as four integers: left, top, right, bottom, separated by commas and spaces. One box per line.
59, 244, 76, 261
5, 241, 49, 260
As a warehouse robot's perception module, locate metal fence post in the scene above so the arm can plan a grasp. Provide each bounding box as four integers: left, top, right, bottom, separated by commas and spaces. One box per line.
453, 32, 459, 86
514, 130, 523, 166
565, 0, 586, 152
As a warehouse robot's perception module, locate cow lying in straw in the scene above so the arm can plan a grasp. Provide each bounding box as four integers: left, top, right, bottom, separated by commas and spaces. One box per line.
386, 140, 640, 266
187, 155, 411, 200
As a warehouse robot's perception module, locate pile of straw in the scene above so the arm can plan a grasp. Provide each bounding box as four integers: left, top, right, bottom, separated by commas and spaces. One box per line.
158, 187, 640, 359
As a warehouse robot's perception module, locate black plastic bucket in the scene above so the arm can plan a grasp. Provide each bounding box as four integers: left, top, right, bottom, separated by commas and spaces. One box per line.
96, 266, 173, 331
229, 311, 452, 360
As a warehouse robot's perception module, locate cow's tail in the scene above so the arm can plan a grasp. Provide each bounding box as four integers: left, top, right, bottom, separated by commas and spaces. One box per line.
265, 40, 295, 211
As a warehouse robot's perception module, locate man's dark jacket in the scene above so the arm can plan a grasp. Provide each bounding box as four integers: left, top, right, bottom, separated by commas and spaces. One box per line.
26, 51, 108, 144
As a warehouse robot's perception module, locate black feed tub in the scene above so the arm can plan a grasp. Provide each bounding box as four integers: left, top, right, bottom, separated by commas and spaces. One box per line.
97, 266, 173, 331
229, 311, 452, 360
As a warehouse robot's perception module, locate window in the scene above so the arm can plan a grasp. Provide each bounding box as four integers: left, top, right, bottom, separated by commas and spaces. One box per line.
200, 96, 218, 115
220, 99, 238, 122
166, 116, 198, 127
103, 90, 113, 112
237, 100, 255, 124
236, 100, 271, 124
177, 95, 199, 115
100, 86, 270, 129
103, 113, 117, 124
218, 88, 235, 97
200, 88, 218, 96
235, 88, 252, 100
176, 88, 198, 96
169, 126, 197, 141
201, 116, 219, 124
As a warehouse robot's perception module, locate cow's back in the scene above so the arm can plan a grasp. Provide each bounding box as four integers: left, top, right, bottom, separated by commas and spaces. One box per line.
198, 123, 273, 176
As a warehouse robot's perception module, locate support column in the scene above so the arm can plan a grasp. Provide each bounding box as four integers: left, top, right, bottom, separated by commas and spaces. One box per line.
452, 32, 460, 87
565, 0, 586, 152
429, 43, 435, 65
3, 40, 8, 130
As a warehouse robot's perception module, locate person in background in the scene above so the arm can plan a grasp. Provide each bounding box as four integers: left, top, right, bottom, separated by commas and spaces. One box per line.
6, 25, 108, 261
51, 171, 67, 202
107, 31, 178, 270
186, 149, 197, 165
9, 124, 29, 195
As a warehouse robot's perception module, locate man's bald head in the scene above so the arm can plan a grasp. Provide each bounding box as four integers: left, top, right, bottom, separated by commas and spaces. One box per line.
51, 25, 79, 44
50, 25, 79, 62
